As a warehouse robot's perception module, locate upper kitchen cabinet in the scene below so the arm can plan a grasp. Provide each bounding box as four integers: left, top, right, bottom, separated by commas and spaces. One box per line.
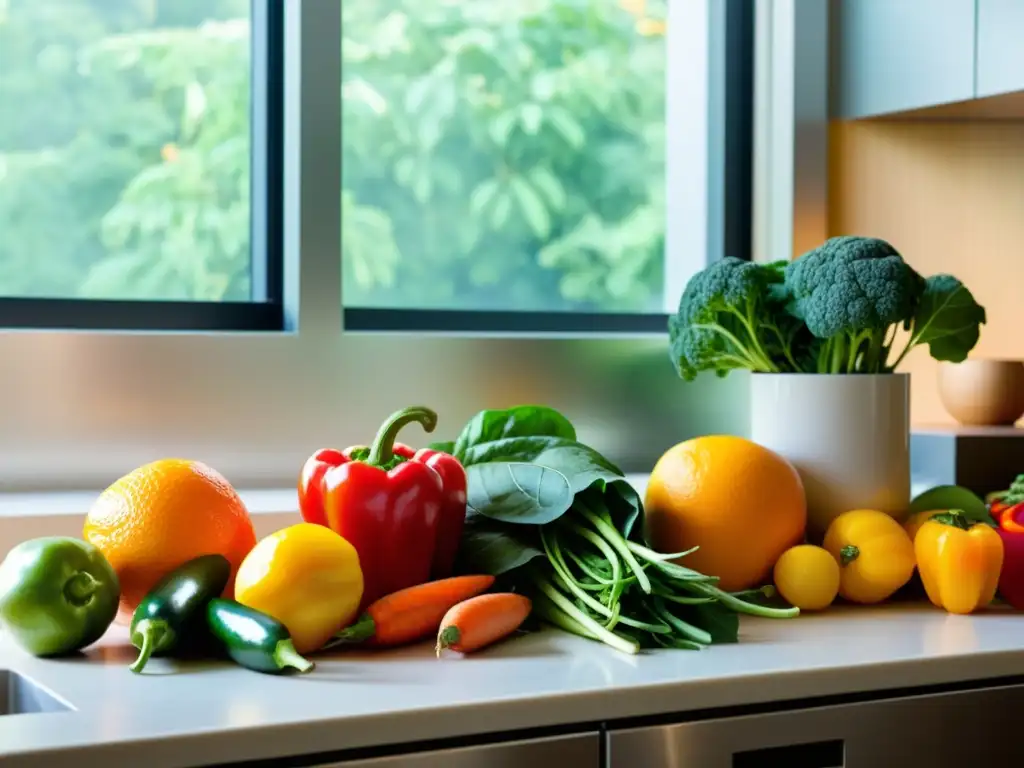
976, 0, 1024, 98
831, 0, 977, 119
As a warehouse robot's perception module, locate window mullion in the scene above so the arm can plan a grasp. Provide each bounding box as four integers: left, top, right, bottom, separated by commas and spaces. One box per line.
285, 0, 342, 337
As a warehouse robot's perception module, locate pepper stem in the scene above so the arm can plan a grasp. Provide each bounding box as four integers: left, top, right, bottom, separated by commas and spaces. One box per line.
931, 509, 971, 530
366, 406, 438, 467
436, 626, 461, 657
273, 639, 314, 673
839, 545, 860, 566
320, 613, 377, 650
63, 571, 99, 605
129, 619, 167, 674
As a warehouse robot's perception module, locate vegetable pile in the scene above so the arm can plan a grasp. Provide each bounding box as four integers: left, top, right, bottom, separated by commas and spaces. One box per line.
669, 236, 987, 379
433, 406, 798, 655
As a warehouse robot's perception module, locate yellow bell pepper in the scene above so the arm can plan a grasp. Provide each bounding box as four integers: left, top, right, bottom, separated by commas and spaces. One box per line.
822, 509, 916, 604
234, 523, 364, 653
903, 509, 944, 544
914, 511, 1003, 615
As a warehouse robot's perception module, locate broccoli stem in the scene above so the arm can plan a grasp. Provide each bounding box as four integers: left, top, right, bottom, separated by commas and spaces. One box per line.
863, 330, 886, 373
766, 324, 801, 371
688, 324, 773, 372
725, 305, 780, 374
830, 334, 847, 374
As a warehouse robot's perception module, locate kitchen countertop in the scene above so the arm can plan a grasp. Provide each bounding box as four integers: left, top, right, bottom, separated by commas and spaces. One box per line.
2, 604, 1024, 767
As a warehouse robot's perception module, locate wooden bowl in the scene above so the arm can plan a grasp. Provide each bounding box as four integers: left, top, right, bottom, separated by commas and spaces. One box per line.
938, 360, 1024, 426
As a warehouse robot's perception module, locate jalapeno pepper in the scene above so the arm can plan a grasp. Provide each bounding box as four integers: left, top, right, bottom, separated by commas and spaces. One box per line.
298, 406, 467, 607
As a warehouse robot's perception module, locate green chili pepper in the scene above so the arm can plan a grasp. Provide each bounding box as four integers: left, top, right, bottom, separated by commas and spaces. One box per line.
206, 598, 313, 675
129, 554, 231, 673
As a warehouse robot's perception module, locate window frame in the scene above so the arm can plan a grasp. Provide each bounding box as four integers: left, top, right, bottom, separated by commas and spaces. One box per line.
0, 0, 796, 494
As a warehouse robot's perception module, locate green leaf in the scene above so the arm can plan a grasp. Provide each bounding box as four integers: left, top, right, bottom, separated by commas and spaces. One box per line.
466, 462, 574, 525
490, 192, 512, 229
546, 107, 585, 149
520, 103, 543, 134
427, 441, 456, 454
510, 176, 551, 239
910, 275, 987, 363
489, 111, 517, 145
453, 406, 576, 462
458, 515, 544, 575
461, 436, 575, 466
682, 603, 740, 644
469, 178, 500, 216
528, 167, 567, 210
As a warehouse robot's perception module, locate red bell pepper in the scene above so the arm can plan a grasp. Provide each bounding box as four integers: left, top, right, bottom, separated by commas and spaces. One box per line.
297, 406, 467, 607
996, 502, 1024, 610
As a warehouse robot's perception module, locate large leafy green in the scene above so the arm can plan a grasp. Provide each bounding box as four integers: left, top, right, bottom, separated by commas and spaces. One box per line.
453, 406, 576, 463
907, 275, 987, 363
466, 463, 573, 525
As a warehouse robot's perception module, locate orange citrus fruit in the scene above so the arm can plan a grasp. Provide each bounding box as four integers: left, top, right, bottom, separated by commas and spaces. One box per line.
644, 435, 807, 592
83, 459, 257, 623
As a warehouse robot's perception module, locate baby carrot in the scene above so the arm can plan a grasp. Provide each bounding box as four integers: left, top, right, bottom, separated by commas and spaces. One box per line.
435, 593, 532, 656
325, 575, 495, 649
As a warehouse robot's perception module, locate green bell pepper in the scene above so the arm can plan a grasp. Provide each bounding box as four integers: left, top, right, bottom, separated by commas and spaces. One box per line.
0, 537, 120, 656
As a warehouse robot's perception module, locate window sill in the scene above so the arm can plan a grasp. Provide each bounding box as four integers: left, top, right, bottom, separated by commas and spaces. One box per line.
0, 475, 652, 552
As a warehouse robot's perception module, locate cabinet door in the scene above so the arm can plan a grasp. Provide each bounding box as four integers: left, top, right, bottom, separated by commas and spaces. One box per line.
607, 684, 1024, 767
831, 0, 976, 118
977, 0, 1024, 97
312, 732, 600, 767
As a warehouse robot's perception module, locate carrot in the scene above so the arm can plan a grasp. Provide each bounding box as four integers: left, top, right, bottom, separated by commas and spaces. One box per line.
324, 575, 495, 649
435, 593, 532, 656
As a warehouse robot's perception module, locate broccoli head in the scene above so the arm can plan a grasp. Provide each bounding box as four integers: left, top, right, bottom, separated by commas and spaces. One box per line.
782, 236, 927, 373
784, 236, 926, 338
669, 257, 796, 381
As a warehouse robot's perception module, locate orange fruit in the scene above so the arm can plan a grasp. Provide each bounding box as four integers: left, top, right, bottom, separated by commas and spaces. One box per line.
83, 459, 257, 623
644, 435, 806, 592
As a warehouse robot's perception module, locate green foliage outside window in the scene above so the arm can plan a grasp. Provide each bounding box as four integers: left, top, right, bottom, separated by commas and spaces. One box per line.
0, 0, 667, 311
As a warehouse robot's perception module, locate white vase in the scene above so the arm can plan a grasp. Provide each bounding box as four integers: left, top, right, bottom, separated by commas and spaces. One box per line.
749, 373, 911, 542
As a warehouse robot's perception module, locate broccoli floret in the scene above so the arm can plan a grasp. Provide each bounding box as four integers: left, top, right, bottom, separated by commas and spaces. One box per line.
783, 236, 926, 373
668, 257, 800, 381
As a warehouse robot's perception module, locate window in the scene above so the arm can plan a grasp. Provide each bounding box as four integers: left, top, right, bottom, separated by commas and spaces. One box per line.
0, 1, 767, 494
341, 0, 752, 332
0, 0, 281, 329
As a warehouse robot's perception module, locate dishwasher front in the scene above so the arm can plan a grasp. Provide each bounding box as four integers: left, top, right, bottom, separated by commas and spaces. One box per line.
607, 683, 1024, 767
311, 731, 600, 767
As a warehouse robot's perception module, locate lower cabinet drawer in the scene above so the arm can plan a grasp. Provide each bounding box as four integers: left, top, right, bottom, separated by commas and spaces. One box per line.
312, 732, 600, 767
607, 684, 1024, 768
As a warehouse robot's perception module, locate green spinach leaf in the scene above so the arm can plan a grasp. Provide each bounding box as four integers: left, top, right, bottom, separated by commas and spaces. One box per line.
427, 440, 456, 454
683, 602, 739, 644
528, 443, 641, 538
461, 435, 574, 466
458, 514, 544, 575
453, 406, 576, 462
467, 462, 574, 524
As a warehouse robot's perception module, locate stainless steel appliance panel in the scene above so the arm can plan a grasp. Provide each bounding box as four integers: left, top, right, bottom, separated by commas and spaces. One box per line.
608, 684, 1024, 767
314, 731, 599, 767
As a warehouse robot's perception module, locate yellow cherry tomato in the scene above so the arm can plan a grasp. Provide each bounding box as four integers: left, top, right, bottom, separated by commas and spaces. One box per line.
234, 523, 363, 654
823, 509, 916, 604
772, 545, 840, 611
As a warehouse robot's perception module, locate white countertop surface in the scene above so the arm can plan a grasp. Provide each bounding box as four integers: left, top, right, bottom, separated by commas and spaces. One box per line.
2, 603, 1024, 767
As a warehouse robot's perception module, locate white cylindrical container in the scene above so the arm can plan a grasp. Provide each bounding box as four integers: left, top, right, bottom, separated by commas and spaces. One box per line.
749, 373, 910, 543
